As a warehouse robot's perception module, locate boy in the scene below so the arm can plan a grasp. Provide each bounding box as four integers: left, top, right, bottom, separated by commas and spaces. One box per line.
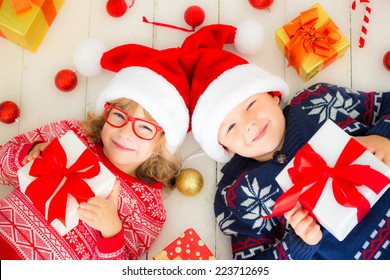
182, 25, 390, 259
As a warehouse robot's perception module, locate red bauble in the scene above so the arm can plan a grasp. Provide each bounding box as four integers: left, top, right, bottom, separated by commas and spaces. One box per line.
383, 51, 390, 72
0, 101, 20, 124
248, 0, 274, 10
106, 0, 128, 18
55, 69, 78, 92
184, 5, 205, 28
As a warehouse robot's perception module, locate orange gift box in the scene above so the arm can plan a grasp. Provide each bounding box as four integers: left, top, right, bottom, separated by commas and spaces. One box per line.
275, 3, 350, 81
0, 0, 64, 52
152, 228, 216, 260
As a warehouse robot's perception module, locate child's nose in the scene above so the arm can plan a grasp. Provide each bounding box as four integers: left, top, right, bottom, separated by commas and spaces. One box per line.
245, 119, 257, 132
119, 122, 136, 139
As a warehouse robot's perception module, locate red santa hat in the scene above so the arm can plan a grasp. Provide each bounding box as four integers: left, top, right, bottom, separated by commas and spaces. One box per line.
180, 23, 290, 162
94, 45, 190, 154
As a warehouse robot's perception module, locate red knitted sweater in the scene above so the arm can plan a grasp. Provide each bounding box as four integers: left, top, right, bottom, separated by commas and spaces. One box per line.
0, 120, 166, 259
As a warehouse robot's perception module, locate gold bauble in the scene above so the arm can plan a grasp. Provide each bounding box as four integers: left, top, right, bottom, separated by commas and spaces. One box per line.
175, 168, 204, 196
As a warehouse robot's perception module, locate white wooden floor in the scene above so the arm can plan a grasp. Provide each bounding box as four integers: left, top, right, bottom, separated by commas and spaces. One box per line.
1, 0, 390, 260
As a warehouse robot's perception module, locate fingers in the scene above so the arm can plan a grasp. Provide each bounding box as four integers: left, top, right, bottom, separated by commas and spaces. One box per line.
78, 200, 104, 222
292, 211, 315, 236
22, 149, 42, 165
285, 207, 310, 229
283, 202, 301, 221
354, 135, 390, 167
22, 142, 49, 165
284, 204, 322, 245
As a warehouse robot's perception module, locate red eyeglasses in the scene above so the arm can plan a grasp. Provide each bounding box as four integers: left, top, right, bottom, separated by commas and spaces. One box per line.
104, 103, 163, 140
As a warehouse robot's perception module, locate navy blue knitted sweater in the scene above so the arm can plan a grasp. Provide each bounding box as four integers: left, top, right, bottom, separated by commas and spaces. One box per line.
214, 83, 390, 260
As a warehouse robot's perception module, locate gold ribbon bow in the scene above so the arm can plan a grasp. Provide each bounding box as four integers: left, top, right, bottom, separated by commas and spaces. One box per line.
283, 7, 341, 72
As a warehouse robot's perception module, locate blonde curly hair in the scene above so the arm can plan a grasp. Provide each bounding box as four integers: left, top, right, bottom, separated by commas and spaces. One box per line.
80, 98, 181, 189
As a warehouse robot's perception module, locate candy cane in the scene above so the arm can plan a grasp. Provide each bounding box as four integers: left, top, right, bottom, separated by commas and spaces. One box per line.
352, 0, 372, 48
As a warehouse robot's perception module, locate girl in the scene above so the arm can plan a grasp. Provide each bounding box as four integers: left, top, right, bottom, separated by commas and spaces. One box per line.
0, 44, 190, 259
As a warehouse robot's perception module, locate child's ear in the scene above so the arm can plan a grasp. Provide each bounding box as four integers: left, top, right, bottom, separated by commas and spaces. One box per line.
269, 91, 282, 105
273, 95, 281, 105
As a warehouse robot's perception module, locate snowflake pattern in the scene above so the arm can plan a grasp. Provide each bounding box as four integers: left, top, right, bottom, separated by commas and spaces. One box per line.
301, 91, 360, 124
239, 175, 280, 234
218, 174, 280, 236
75, 242, 86, 255
216, 211, 237, 236
66, 231, 78, 244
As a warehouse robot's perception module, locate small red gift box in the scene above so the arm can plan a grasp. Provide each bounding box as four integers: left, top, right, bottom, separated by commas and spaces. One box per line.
18, 130, 116, 236
152, 228, 216, 260
265, 120, 390, 241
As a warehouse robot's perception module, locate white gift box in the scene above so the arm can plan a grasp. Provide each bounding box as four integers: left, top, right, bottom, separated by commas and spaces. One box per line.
18, 131, 116, 236
275, 120, 390, 241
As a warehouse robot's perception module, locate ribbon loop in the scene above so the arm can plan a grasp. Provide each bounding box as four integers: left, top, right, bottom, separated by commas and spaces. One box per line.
283, 7, 341, 72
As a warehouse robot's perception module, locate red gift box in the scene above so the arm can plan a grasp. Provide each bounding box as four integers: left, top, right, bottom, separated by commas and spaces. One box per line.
152, 228, 216, 260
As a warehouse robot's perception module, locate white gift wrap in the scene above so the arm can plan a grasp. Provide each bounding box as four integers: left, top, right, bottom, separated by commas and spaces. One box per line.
276, 120, 390, 241
18, 131, 116, 236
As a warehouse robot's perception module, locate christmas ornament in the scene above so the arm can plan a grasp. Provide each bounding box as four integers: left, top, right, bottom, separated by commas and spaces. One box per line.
0, 100, 20, 124
74, 39, 106, 77
248, 0, 274, 10
106, 0, 135, 18
175, 168, 204, 196
143, 5, 205, 32
383, 51, 390, 72
352, 0, 371, 48
54, 69, 78, 92
235, 19, 264, 55
184, 6, 205, 29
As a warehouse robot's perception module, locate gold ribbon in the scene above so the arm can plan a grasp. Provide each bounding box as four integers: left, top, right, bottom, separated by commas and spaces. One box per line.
283, 7, 341, 72
0, 0, 33, 14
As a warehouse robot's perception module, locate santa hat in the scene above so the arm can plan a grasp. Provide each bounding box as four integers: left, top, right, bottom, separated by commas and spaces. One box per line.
94, 44, 190, 154
180, 23, 290, 162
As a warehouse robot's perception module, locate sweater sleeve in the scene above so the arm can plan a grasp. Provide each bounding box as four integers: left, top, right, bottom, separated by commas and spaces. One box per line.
0, 120, 77, 186
93, 228, 126, 260
295, 83, 390, 139
215, 166, 320, 260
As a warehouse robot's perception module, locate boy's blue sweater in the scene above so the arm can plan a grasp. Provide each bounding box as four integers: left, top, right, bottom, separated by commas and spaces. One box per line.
215, 83, 390, 259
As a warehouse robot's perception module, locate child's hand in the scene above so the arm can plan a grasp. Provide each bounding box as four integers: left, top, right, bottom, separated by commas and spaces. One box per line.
284, 203, 322, 245
355, 135, 390, 167
77, 180, 122, 238
22, 142, 49, 165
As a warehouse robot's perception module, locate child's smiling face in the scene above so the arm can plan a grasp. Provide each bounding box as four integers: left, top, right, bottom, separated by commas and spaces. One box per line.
218, 92, 286, 161
101, 104, 162, 175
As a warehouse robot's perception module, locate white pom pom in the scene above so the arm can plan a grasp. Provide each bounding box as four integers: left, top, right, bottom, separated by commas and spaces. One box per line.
234, 19, 264, 56
74, 39, 106, 77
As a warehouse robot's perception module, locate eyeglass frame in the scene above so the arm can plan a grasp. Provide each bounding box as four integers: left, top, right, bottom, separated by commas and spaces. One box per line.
103, 103, 163, 140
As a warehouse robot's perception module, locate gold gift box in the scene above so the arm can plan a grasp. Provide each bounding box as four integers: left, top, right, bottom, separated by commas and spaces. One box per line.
275, 3, 350, 81
0, 0, 64, 52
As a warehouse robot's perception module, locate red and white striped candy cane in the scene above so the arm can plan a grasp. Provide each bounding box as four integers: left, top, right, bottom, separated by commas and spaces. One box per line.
352, 0, 372, 48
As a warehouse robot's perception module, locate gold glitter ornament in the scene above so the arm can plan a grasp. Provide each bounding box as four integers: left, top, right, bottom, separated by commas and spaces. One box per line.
175, 168, 204, 196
